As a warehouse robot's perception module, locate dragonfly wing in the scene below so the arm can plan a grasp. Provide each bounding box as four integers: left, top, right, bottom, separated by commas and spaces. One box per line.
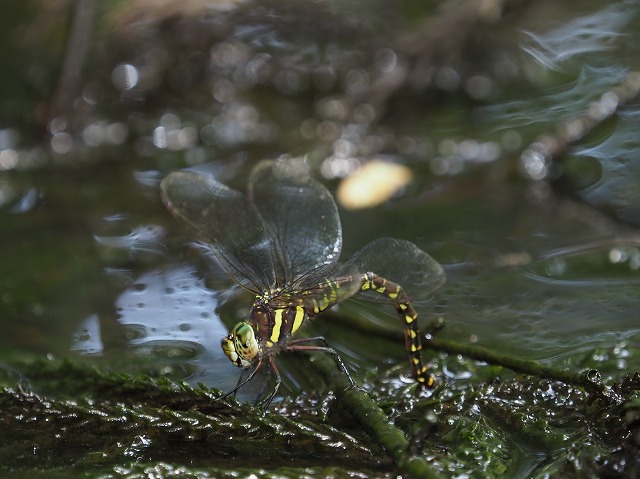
160, 170, 275, 292
348, 237, 445, 302
249, 159, 342, 285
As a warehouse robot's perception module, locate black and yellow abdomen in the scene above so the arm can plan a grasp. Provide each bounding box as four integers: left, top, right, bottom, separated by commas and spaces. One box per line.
361, 273, 434, 387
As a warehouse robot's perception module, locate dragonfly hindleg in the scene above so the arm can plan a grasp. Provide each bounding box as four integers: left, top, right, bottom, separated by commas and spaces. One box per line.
287, 336, 355, 387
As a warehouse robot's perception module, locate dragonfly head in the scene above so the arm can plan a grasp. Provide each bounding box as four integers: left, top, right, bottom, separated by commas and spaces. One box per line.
221, 322, 259, 368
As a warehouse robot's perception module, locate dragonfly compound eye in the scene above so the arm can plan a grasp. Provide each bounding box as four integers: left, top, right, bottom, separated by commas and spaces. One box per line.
221, 334, 242, 367
222, 322, 258, 368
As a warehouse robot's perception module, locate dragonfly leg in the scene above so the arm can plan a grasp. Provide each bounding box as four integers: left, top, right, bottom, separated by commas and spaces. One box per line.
232, 367, 250, 397
287, 337, 355, 387
219, 357, 264, 401
220, 356, 282, 411
362, 273, 434, 387
256, 356, 282, 411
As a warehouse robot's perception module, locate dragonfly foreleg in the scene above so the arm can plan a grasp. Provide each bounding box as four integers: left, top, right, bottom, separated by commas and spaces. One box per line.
219, 357, 264, 402
361, 272, 434, 387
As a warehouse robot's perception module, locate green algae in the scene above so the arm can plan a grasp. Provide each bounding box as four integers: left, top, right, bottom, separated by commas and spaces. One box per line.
1, 352, 638, 478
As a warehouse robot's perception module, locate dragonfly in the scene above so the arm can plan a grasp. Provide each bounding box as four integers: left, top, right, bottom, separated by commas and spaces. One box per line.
160, 159, 445, 408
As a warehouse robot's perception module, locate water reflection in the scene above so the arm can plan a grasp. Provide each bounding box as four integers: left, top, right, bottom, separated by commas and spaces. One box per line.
72, 314, 103, 355
522, 2, 632, 70
481, 65, 629, 132
94, 224, 167, 255
72, 264, 235, 387
8, 188, 39, 213
571, 110, 640, 224
527, 238, 640, 286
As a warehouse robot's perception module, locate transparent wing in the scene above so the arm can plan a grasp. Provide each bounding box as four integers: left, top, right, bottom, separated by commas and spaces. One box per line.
273, 262, 363, 309
348, 237, 445, 303
249, 159, 342, 286
160, 170, 275, 292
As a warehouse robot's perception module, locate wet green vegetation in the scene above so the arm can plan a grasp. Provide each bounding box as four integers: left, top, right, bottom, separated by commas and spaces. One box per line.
1, 353, 638, 478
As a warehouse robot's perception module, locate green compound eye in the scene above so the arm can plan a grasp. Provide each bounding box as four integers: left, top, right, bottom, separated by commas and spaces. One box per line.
234, 322, 256, 348
221, 322, 258, 369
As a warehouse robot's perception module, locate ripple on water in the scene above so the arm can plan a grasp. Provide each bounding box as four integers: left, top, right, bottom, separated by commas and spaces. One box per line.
521, 3, 632, 70
132, 339, 202, 361
526, 238, 640, 287
572, 110, 640, 224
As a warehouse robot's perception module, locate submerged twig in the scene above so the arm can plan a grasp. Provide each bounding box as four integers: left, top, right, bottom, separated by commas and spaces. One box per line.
308, 353, 444, 479
50, 0, 96, 123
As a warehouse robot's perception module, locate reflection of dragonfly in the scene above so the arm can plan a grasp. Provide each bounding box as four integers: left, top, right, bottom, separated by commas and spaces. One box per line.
160, 159, 445, 408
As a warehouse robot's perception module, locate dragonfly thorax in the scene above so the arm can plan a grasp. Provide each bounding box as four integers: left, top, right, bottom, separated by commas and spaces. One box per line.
221, 322, 260, 369
249, 301, 308, 349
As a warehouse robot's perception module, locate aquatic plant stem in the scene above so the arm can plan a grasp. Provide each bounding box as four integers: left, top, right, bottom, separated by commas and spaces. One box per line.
309, 354, 444, 479
426, 338, 608, 396
325, 310, 611, 397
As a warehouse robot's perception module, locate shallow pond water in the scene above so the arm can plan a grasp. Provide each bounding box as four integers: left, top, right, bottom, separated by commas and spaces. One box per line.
0, 1, 639, 477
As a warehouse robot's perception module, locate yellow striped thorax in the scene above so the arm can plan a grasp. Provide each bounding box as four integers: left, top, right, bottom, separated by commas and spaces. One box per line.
250, 300, 308, 348
221, 322, 259, 368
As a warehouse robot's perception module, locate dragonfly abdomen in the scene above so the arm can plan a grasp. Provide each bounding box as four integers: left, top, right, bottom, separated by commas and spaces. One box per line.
361, 273, 434, 387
